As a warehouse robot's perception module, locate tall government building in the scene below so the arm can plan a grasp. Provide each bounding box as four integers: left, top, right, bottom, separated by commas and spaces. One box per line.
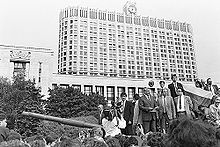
0, 2, 198, 100
58, 2, 197, 83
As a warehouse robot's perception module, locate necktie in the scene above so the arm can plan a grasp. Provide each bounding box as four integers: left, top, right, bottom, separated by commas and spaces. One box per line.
161, 89, 164, 96
179, 96, 182, 109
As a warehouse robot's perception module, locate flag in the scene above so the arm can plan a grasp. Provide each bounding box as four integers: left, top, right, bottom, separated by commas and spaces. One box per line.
183, 84, 213, 110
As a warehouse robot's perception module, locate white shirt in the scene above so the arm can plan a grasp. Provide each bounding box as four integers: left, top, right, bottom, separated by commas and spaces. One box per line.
177, 95, 185, 112
102, 118, 121, 137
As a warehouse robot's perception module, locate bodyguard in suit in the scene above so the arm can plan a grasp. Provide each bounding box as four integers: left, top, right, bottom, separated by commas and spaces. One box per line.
120, 92, 134, 135
157, 87, 176, 133
139, 87, 158, 134
174, 88, 194, 119
168, 74, 185, 99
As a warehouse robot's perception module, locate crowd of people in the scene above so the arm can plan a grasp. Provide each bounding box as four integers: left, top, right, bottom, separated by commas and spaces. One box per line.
0, 74, 220, 147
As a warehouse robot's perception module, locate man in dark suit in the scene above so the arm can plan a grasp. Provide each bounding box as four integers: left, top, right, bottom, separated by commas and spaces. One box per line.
120, 92, 134, 135
139, 87, 158, 134
168, 74, 185, 99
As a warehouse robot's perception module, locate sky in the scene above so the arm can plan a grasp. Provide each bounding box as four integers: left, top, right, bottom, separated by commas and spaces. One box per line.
0, 0, 220, 83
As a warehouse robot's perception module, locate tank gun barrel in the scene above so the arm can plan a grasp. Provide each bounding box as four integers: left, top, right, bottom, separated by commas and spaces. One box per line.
22, 111, 102, 128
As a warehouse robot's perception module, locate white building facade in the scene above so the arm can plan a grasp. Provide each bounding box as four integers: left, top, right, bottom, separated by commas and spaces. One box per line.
0, 45, 54, 97
0, 2, 199, 101
58, 2, 198, 83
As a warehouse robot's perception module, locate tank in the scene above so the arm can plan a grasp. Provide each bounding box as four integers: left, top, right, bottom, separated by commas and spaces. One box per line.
22, 111, 102, 128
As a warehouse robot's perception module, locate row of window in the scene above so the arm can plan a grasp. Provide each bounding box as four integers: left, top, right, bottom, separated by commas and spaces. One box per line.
53, 84, 144, 100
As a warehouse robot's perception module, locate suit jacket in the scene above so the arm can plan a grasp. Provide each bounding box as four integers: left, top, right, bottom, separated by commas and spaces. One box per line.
168, 82, 185, 98
157, 95, 176, 120
123, 100, 134, 124
174, 95, 193, 119
139, 94, 157, 121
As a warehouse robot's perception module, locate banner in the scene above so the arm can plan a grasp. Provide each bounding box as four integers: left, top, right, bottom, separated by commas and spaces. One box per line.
183, 84, 213, 110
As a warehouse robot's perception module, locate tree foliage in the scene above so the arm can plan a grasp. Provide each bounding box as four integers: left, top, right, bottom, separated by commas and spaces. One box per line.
45, 86, 107, 119
0, 74, 45, 137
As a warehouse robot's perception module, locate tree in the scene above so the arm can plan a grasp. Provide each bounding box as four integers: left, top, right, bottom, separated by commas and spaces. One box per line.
45, 86, 106, 119
0, 73, 45, 137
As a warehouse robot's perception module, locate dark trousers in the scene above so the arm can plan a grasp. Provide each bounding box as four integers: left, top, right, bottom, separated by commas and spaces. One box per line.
159, 113, 169, 132
142, 120, 156, 134
121, 123, 133, 135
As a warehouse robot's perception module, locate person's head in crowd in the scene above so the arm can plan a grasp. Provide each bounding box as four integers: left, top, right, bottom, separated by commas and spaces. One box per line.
79, 130, 90, 142
198, 105, 208, 117
102, 109, 113, 122
159, 80, 165, 89
171, 74, 177, 82
133, 136, 143, 147
123, 136, 139, 147
91, 127, 106, 139
24, 135, 45, 144
59, 135, 70, 142
2, 139, 27, 147
105, 137, 121, 147
195, 79, 202, 88
207, 78, 212, 86
83, 137, 108, 147
177, 88, 183, 96
146, 132, 165, 147
98, 104, 104, 112
7, 130, 21, 141
120, 92, 127, 102
164, 118, 218, 147
53, 142, 61, 147
0, 109, 7, 127
70, 138, 83, 147
143, 87, 151, 96
114, 134, 128, 147
30, 139, 46, 147
167, 119, 181, 135
133, 94, 140, 102
214, 96, 220, 108
45, 135, 56, 146
59, 138, 75, 147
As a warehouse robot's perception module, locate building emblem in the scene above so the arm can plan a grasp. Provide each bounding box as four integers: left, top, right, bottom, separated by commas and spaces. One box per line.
10, 50, 31, 61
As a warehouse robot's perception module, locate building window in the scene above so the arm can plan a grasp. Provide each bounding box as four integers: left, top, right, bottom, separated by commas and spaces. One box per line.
128, 87, 135, 100
72, 85, 81, 91
107, 86, 115, 100
84, 85, 92, 95
117, 87, 125, 98
39, 62, 42, 83
13, 62, 27, 76
96, 86, 104, 96
60, 84, 69, 88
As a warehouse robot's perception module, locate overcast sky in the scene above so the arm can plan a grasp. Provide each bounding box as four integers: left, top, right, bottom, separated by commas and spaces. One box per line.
0, 0, 220, 82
